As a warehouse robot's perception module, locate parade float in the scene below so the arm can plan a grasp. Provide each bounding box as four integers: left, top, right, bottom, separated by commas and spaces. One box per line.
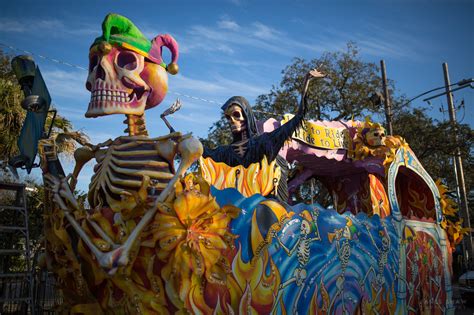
25, 13, 461, 314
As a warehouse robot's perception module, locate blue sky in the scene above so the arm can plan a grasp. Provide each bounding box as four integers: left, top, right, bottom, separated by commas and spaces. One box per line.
1, 0, 473, 189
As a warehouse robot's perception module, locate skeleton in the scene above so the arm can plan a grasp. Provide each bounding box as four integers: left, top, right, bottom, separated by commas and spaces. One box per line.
327, 217, 356, 314
225, 104, 249, 157
204, 69, 325, 205
359, 222, 391, 314
42, 21, 203, 274
407, 250, 420, 312
271, 209, 321, 314
44, 134, 201, 274
429, 245, 443, 312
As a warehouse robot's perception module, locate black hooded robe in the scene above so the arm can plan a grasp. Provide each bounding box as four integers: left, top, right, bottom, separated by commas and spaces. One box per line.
203, 96, 305, 203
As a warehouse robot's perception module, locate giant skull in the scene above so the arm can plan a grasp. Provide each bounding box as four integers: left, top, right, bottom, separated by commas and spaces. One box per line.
85, 43, 169, 118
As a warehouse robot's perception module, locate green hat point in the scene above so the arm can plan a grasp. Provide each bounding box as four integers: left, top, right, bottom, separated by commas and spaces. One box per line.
92, 13, 151, 56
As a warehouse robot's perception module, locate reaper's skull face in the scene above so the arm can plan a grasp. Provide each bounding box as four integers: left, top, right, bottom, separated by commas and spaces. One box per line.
225, 104, 247, 134
364, 126, 386, 147
85, 43, 168, 118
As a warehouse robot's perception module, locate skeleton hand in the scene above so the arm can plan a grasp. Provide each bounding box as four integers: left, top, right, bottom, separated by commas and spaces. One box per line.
308, 68, 326, 79
44, 173, 80, 211
161, 99, 182, 133
303, 68, 325, 89
299, 68, 326, 116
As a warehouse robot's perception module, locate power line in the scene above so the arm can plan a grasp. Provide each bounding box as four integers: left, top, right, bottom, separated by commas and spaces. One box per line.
0, 42, 88, 71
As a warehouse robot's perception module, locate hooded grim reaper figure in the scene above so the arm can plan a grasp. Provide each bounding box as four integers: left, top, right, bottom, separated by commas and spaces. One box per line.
202, 69, 325, 203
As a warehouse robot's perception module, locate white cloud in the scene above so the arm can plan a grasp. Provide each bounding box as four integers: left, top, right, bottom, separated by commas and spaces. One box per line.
0, 19, 27, 32
172, 74, 228, 94
216, 44, 234, 54
178, 16, 432, 63
54, 106, 87, 120
172, 112, 217, 125
181, 19, 330, 59
42, 68, 89, 99
213, 74, 268, 96
0, 18, 98, 37
252, 22, 280, 40
217, 17, 240, 31
323, 23, 427, 60
227, 0, 242, 6
0, 18, 63, 33
171, 73, 266, 99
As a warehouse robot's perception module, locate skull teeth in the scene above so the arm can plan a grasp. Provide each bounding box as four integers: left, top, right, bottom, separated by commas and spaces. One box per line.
90, 90, 129, 101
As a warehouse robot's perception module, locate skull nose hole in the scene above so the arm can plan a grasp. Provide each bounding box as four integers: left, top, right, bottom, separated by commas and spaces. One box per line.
95, 65, 106, 80
89, 54, 99, 72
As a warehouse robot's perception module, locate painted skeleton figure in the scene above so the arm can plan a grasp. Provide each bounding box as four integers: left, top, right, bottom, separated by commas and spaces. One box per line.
42, 14, 202, 274
327, 217, 357, 314
272, 209, 321, 313
359, 222, 391, 313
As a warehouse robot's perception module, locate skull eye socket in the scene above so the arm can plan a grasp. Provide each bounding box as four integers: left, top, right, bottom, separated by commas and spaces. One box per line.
89, 54, 99, 72
373, 132, 379, 137
232, 111, 242, 119
116, 51, 138, 70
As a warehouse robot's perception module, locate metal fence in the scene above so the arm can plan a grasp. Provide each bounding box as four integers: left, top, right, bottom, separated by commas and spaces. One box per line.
33, 269, 63, 314
1, 268, 63, 314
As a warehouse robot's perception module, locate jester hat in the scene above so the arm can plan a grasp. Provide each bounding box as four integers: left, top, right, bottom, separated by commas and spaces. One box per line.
300, 210, 317, 233
91, 13, 179, 74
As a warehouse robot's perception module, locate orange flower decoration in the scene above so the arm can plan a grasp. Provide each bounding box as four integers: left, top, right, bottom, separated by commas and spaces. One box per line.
152, 174, 239, 309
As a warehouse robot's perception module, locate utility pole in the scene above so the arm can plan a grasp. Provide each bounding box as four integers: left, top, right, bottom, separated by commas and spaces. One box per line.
443, 62, 473, 266
380, 60, 393, 135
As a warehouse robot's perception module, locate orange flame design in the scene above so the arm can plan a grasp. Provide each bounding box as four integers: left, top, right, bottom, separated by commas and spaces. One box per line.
406, 180, 434, 219
227, 246, 281, 314
369, 174, 390, 218
200, 156, 281, 197
361, 283, 396, 315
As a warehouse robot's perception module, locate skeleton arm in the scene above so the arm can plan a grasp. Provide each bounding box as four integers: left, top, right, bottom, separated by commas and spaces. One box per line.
70, 139, 112, 190
259, 69, 325, 163
362, 222, 380, 252
274, 233, 299, 257
298, 69, 325, 116
308, 235, 321, 242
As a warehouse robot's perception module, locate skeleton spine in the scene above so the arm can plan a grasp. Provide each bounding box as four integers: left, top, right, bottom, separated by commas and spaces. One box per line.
124, 114, 148, 136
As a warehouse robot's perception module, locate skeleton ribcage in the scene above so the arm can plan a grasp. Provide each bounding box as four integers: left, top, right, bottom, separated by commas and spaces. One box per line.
298, 239, 311, 266
338, 240, 351, 270
88, 137, 175, 210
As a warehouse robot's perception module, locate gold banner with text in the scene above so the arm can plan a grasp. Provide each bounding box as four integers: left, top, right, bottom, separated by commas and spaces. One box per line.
282, 114, 349, 149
